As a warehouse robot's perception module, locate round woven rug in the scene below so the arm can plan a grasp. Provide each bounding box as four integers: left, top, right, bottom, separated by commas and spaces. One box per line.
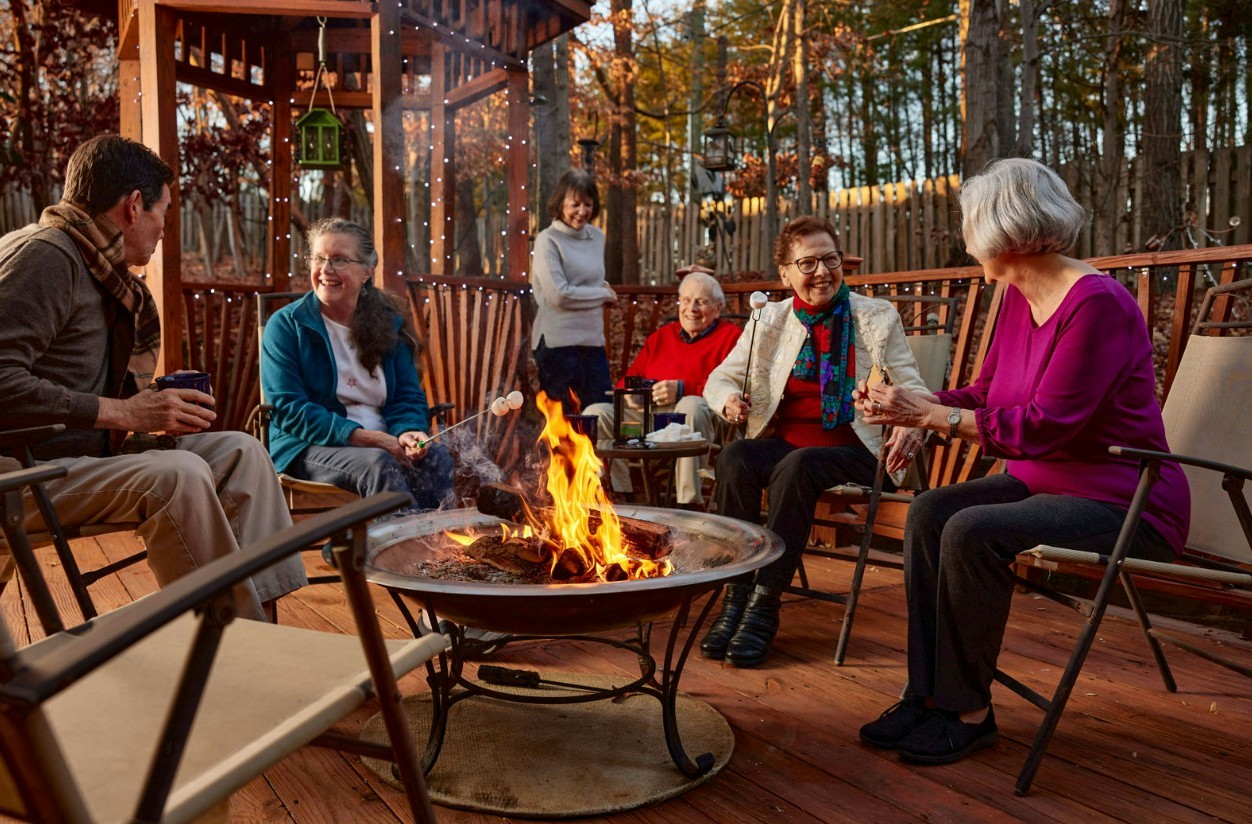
359, 673, 734, 818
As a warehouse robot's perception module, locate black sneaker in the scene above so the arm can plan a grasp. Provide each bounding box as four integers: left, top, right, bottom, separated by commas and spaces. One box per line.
859, 697, 928, 749
896, 706, 998, 765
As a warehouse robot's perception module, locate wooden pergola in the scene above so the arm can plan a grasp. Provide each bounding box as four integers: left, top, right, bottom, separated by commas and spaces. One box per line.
91, 0, 589, 373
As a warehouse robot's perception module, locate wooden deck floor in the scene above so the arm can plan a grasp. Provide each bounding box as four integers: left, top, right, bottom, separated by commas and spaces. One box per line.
4, 531, 1251, 823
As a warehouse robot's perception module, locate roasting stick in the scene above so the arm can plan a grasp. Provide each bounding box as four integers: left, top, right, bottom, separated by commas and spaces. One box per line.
417, 390, 523, 448
736, 291, 769, 426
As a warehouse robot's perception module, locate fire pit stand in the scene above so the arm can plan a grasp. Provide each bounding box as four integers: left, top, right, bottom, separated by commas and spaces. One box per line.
388, 587, 723, 777
365, 506, 784, 780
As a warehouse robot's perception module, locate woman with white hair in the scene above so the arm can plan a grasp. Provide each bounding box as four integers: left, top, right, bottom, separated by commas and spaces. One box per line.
855, 158, 1190, 765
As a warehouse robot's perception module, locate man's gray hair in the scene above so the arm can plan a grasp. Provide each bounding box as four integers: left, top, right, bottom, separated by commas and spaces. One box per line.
959, 158, 1086, 262
679, 270, 725, 306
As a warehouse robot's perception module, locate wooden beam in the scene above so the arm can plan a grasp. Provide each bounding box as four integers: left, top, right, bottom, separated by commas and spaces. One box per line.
505, 66, 529, 280
290, 90, 431, 109
117, 0, 139, 51
398, 9, 524, 68
157, 0, 374, 18
289, 27, 431, 57
138, 0, 183, 373
373, 0, 406, 290
445, 67, 507, 110
175, 62, 269, 100
269, 35, 295, 289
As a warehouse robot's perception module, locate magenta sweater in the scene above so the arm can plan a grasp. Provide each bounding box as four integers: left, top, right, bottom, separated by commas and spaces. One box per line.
936, 274, 1190, 554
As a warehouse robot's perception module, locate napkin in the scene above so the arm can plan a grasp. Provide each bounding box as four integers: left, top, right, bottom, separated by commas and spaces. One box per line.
646, 423, 702, 443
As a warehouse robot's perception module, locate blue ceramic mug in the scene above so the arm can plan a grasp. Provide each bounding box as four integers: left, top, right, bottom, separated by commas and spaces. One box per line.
652, 412, 687, 430
155, 371, 213, 408
564, 414, 599, 440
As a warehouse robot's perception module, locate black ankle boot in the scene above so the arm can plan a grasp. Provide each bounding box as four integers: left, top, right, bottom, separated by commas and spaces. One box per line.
725, 585, 783, 668
699, 582, 753, 660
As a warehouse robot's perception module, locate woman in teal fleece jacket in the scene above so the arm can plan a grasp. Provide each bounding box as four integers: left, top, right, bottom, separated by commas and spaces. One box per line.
260, 218, 453, 512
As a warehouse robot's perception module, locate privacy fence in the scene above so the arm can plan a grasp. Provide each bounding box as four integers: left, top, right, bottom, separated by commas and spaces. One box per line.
2, 147, 1248, 283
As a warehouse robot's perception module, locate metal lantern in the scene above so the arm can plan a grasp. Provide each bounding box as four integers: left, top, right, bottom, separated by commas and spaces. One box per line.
296, 108, 344, 169
612, 378, 653, 446
701, 118, 736, 173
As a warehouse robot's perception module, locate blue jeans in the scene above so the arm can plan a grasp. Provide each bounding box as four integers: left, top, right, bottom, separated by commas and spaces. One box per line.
287, 442, 455, 512
534, 338, 612, 411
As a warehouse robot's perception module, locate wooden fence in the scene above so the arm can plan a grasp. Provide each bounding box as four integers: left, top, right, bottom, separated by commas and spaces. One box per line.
181, 245, 1252, 484
6, 147, 1246, 285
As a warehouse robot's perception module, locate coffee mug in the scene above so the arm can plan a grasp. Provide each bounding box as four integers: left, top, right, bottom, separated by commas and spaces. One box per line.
156, 371, 213, 407
564, 414, 598, 440
652, 412, 687, 430
623, 375, 656, 391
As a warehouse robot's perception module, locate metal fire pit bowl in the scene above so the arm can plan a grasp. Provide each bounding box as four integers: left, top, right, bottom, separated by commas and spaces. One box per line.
365, 505, 784, 637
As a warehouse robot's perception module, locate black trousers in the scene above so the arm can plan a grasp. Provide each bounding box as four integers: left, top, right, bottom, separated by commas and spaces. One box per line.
904, 473, 1176, 713
714, 437, 881, 590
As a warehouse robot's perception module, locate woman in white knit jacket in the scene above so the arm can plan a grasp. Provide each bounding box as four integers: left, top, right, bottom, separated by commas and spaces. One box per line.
700, 215, 928, 667
530, 169, 617, 410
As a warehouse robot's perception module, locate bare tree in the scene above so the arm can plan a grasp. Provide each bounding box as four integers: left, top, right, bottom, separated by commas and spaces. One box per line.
1141, 0, 1184, 250
533, 36, 572, 230
792, 0, 811, 210
1095, 0, 1126, 255
605, 0, 639, 284
959, 0, 1002, 178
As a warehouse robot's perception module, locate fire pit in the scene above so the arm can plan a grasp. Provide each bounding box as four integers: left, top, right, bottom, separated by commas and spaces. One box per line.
366, 504, 781, 635
364, 504, 783, 777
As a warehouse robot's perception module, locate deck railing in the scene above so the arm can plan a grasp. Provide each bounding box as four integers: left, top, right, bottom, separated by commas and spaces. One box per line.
178, 245, 1252, 480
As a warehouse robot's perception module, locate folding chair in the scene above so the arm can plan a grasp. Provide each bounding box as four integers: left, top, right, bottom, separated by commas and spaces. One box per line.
793, 294, 959, 664
249, 292, 454, 515
1002, 276, 1252, 795
0, 425, 143, 628
0, 466, 444, 823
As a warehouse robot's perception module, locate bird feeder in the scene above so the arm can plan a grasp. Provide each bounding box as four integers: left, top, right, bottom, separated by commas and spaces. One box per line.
296, 108, 344, 170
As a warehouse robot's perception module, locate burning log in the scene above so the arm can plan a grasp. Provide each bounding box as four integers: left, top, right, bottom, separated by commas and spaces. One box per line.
476, 482, 673, 561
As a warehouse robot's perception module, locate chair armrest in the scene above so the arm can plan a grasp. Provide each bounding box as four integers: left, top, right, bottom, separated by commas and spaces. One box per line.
0, 464, 68, 493
0, 425, 67, 463
1, 491, 410, 704
430, 402, 455, 425
1109, 445, 1252, 482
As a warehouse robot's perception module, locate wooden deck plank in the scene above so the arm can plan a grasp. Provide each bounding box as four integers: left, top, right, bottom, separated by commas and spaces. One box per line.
4, 529, 1252, 823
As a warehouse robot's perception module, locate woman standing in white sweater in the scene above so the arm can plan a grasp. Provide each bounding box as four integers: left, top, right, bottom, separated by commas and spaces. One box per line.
530, 169, 617, 410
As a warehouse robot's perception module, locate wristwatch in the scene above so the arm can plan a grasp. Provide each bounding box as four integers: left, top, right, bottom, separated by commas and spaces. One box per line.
947, 407, 962, 440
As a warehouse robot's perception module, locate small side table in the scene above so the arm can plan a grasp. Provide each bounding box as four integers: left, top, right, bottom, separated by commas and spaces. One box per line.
594, 441, 709, 507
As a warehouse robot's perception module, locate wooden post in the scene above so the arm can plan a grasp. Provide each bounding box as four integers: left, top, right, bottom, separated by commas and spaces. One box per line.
506, 67, 530, 280
269, 36, 294, 288
137, 0, 182, 374
372, 0, 405, 290
429, 43, 455, 275
117, 0, 141, 141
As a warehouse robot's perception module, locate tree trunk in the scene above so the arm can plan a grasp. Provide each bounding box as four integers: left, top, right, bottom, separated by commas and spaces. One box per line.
533, 40, 565, 231
762, 0, 795, 240
1016, 0, 1044, 156
1141, 0, 1184, 250
792, 0, 811, 209
1095, 0, 1126, 256
605, 0, 638, 284
959, 0, 1001, 178
455, 175, 484, 277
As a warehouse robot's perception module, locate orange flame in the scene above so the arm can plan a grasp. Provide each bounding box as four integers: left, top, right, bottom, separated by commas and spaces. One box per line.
531, 392, 671, 580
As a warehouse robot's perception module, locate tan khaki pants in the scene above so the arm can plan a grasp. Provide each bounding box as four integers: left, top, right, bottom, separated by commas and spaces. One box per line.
585, 395, 716, 505
27, 431, 306, 620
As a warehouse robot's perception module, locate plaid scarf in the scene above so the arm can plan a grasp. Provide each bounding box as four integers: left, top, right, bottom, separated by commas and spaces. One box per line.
792, 283, 856, 429
39, 202, 162, 398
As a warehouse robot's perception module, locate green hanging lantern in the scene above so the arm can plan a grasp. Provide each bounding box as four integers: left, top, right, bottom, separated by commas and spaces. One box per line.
297, 17, 343, 170
296, 108, 343, 169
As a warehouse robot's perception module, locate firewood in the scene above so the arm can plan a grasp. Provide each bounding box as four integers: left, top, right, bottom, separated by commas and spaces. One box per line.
476, 483, 673, 560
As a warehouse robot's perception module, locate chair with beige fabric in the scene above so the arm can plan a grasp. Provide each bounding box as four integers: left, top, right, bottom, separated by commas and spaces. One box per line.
795, 294, 958, 664
1004, 276, 1252, 795
0, 424, 143, 628
0, 466, 444, 823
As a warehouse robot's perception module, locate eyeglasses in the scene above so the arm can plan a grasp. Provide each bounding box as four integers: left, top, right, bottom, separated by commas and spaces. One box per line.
790, 251, 843, 275
678, 297, 716, 309
306, 254, 365, 271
